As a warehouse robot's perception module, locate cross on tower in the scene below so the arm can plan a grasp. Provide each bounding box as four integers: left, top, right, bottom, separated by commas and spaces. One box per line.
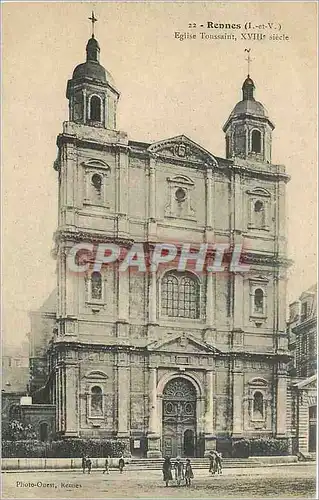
89, 11, 98, 37
245, 48, 252, 77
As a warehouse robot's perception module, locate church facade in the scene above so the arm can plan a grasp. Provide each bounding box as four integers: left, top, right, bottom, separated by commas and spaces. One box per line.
36, 32, 291, 458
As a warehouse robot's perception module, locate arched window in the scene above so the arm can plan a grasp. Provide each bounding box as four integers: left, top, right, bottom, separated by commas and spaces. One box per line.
253, 391, 264, 419
254, 200, 264, 227
252, 130, 261, 153
90, 96, 102, 122
91, 173, 102, 197
161, 272, 200, 319
254, 288, 264, 314
39, 422, 49, 441
91, 272, 102, 300
90, 386, 103, 417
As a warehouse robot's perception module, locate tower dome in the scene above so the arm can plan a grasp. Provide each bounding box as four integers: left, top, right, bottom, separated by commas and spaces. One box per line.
66, 32, 120, 130
71, 36, 115, 86
223, 75, 274, 164
229, 76, 268, 119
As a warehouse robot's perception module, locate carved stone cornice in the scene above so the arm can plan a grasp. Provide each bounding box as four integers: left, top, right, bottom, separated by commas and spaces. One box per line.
242, 252, 292, 268
54, 228, 134, 247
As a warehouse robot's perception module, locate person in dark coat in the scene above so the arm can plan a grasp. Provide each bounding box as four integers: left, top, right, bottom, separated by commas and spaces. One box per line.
82, 455, 87, 474
119, 455, 125, 473
162, 457, 173, 487
184, 458, 194, 487
86, 456, 92, 474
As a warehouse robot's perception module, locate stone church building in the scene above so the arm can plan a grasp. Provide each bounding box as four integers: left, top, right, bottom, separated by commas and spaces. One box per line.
30, 32, 292, 458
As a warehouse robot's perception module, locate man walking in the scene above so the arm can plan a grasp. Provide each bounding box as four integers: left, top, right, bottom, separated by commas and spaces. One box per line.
119, 455, 125, 473
81, 455, 87, 474
103, 456, 110, 474
86, 456, 92, 474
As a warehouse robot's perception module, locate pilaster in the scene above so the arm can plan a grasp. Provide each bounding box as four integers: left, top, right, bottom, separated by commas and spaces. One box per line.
232, 363, 244, 436
64, 362, 79, 437
276, 364, 287, 437
117, 353, 130, 438
147, 367, 161, 457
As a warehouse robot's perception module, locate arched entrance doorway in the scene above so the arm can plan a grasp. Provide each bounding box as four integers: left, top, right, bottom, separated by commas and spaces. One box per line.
162, 378, 197, 458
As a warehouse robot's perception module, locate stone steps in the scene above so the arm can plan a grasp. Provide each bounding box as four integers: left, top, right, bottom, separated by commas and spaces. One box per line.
126, 457, 297, 470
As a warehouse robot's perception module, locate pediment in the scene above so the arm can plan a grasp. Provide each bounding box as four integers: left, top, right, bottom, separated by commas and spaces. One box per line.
82, 370, 108, 380
82, 159, 111, 171
148, 135, 218, 168
147, 332, 221, 354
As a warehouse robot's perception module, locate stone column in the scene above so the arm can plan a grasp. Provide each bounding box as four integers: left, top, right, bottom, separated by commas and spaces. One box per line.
82, 89, 87, 124
148, 155, 157, 240
118, 270, 129, 323
205, 271, 216, 344
233, 273, 244, 334
204, 370, 216, 454
147, 367, 161, 457
117, 146, 129, 237
276, 365, 287, 437
60, 364, 66, 433
117, 354, 130, 439
233, 171, 243, 234
148, 270, 157, 325
64, 363, 79, 437
55, 367, 61, 433
232, 367, 244, 436
149, 157, 156, 221
205, 166, 213, 229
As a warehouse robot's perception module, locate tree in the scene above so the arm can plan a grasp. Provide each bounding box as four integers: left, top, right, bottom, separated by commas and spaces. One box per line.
3, 419, 37, 441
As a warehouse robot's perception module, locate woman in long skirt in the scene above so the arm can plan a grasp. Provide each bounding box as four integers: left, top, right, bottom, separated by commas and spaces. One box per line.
174, 457, 184, 486
162, 457, 173, 487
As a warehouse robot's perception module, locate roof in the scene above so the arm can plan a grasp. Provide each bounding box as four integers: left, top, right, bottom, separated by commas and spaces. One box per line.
72, 61, 115, 86
230, 99, 268, 118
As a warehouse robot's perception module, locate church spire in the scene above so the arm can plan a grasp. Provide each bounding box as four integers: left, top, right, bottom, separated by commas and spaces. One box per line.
86, 12, 100, 62
243, 49, 255, 100
242, 76, 255, 101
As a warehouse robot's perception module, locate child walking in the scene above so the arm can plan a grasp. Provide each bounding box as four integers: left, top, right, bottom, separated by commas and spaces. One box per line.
185, 459, 194, 487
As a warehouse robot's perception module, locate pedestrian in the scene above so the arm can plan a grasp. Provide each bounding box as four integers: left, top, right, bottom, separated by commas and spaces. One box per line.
184, 458, 194, 487
86, 456, 92, 474
209, 452, 216, 475
162, 457, 173, 487
103, 456, 110, 474
119, 455, 125, 473
216, 452, 222, 474
82, 454, 87, 474
174, 456, 184, 487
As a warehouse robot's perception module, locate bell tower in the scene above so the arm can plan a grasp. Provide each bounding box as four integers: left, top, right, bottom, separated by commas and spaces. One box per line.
66, 13, 120, 130
223, 75, 275, 164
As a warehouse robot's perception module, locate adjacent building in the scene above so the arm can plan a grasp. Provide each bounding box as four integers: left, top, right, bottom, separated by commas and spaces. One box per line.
288, 284, 317, 455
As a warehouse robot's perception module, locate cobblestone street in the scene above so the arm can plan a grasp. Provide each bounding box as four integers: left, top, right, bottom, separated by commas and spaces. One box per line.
2, 464, 316, 499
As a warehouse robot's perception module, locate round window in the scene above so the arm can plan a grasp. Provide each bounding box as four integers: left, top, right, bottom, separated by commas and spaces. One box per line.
175, 187, 186, 202
92, 173, 102, 191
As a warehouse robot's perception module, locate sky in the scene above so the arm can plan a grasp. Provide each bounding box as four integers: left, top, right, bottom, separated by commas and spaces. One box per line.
2, 2, 317, 348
